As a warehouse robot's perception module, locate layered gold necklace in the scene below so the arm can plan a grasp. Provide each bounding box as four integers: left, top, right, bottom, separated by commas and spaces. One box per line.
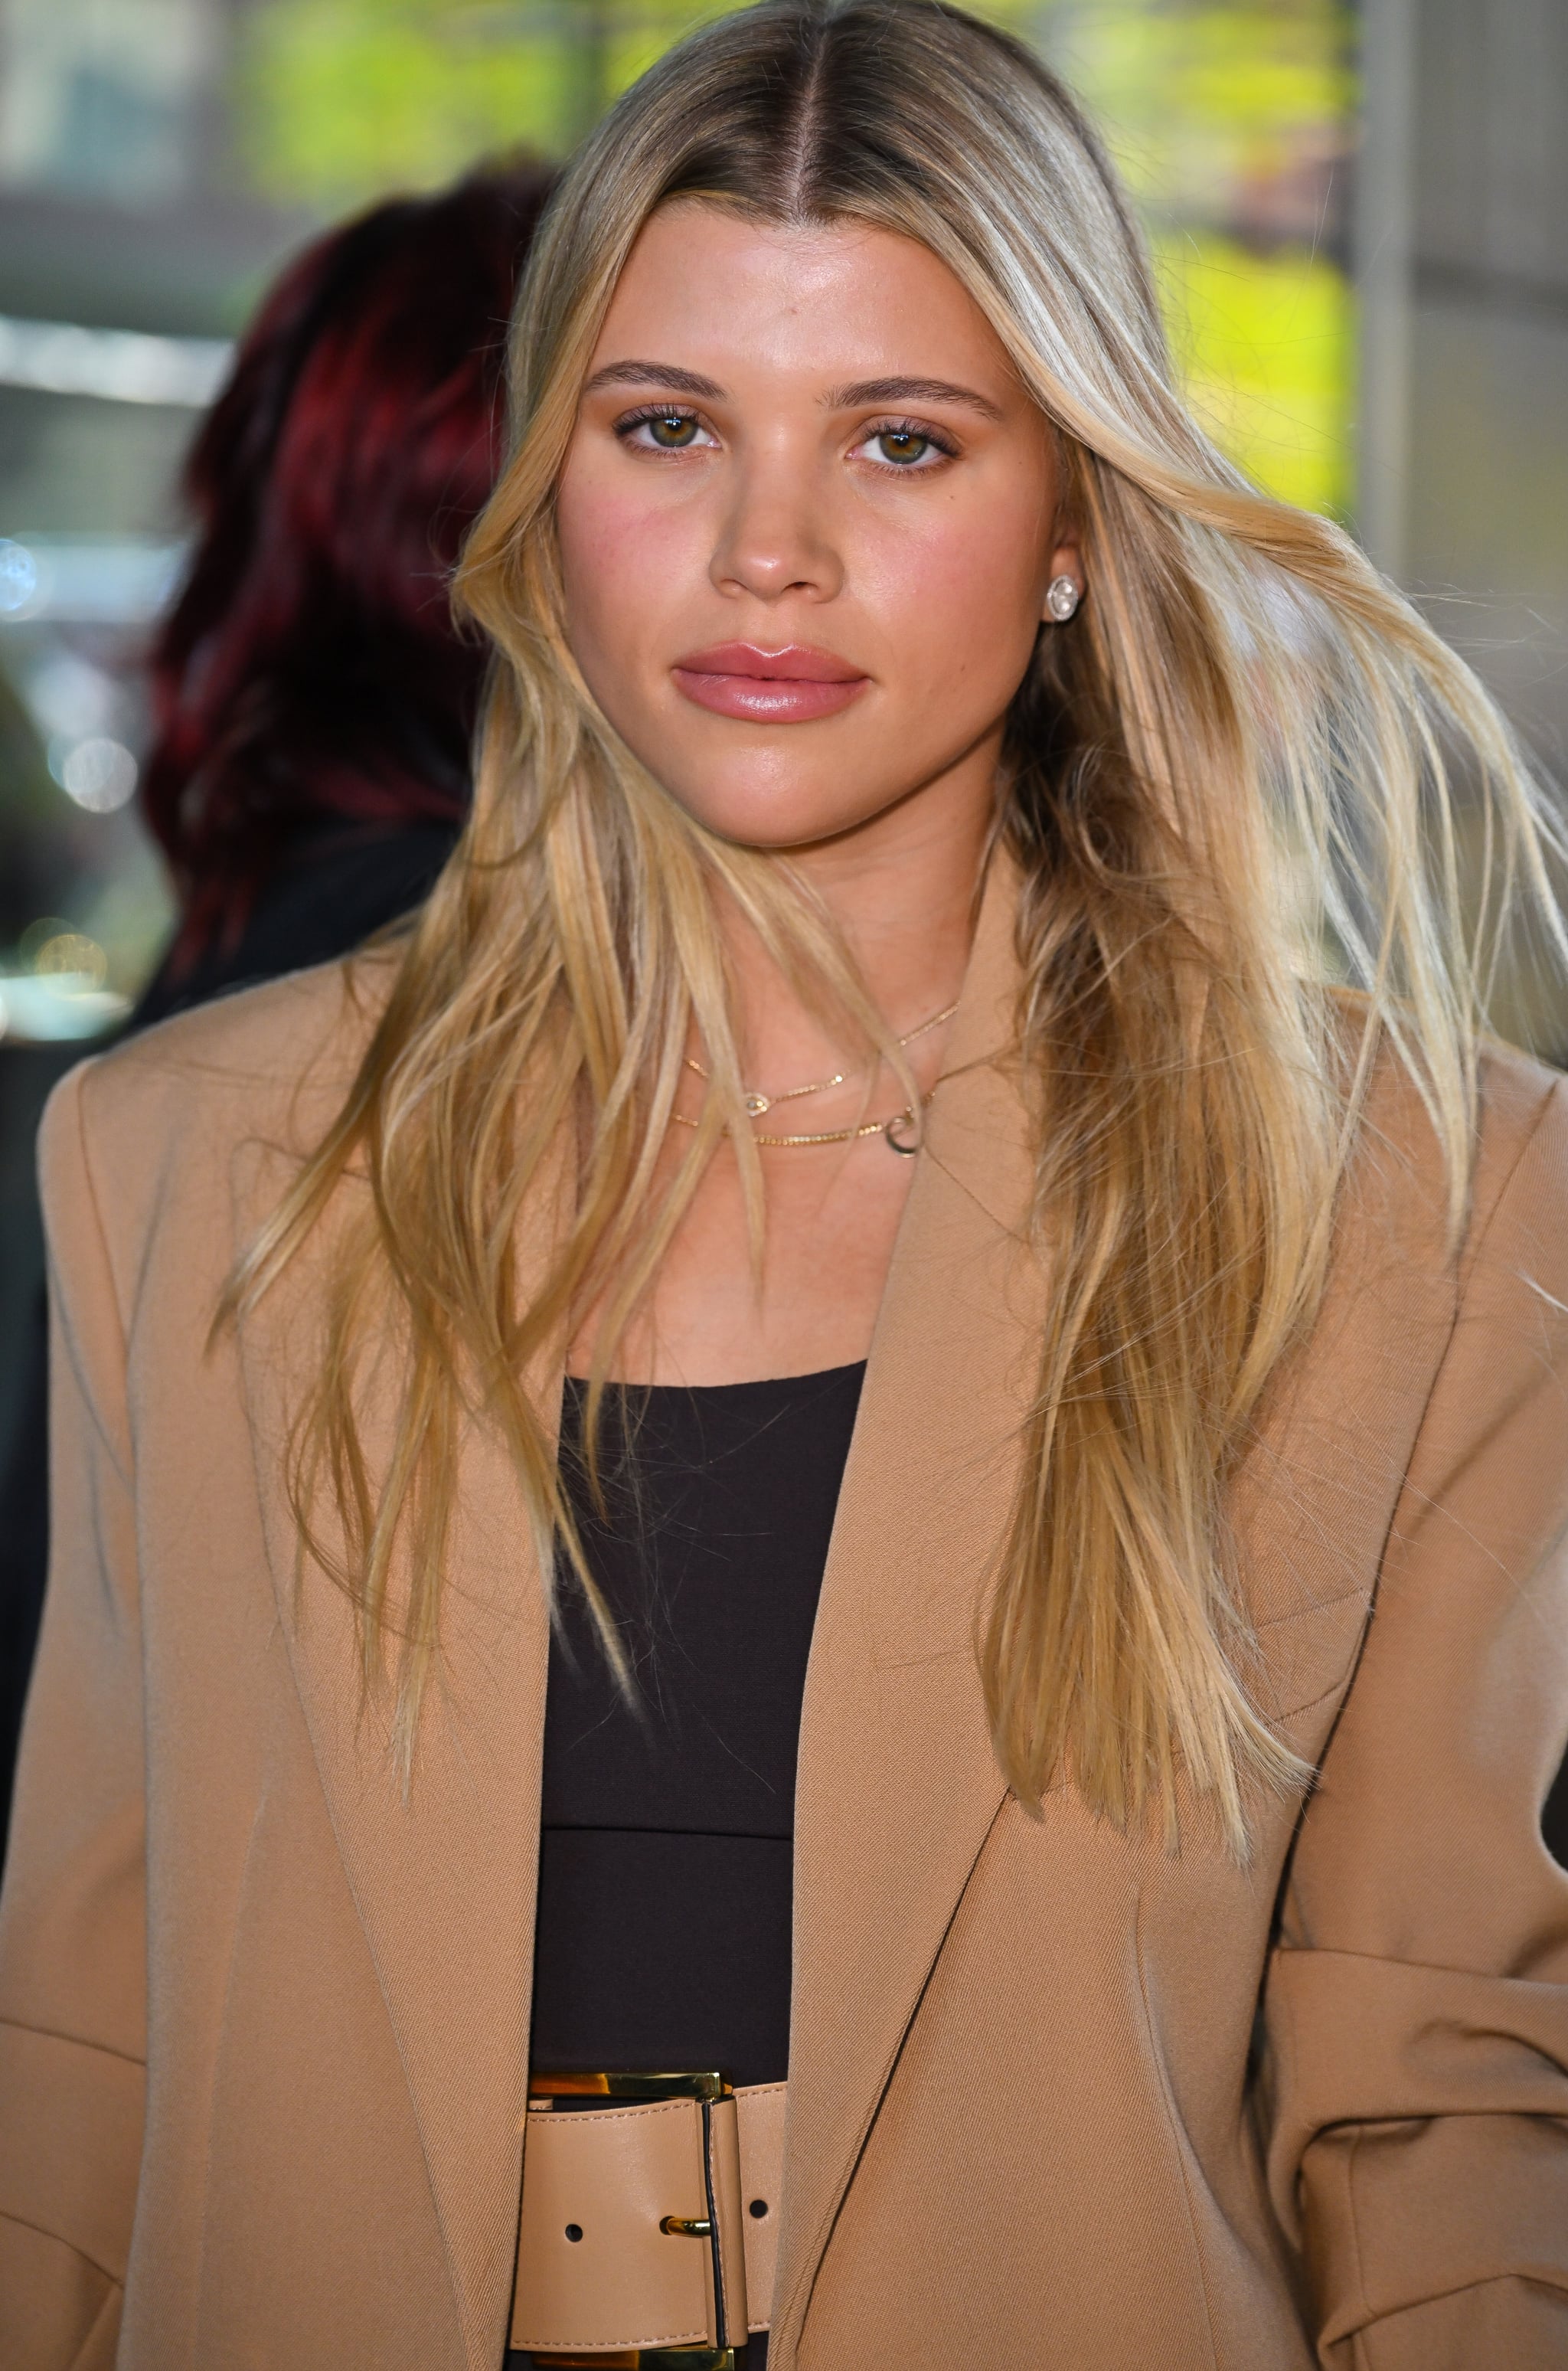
672, 1000, 957, 1153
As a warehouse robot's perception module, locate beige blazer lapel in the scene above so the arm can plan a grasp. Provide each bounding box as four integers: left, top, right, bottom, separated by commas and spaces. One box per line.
773, 865, 1042, 2357
232, 1121, 567, 2371
769, 886, 1470, 2359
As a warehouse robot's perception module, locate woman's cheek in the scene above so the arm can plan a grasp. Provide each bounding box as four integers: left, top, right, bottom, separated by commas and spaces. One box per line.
561, 496, 650, 631
560, 462, 704, 640
863, 499, 1044, 695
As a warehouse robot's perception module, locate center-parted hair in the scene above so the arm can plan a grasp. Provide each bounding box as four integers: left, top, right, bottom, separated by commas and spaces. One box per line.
232, 1, 1563, 1852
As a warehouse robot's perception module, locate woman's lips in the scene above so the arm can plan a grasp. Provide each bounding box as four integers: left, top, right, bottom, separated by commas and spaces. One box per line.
671, 641, 870, 723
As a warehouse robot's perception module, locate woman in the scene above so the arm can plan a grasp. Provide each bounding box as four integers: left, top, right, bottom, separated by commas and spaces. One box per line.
3, 5, 1567, 2366
0, 163, 553, 1863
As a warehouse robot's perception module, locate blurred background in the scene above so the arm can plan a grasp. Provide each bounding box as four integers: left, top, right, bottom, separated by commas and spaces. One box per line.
0, 0, 1564, 1468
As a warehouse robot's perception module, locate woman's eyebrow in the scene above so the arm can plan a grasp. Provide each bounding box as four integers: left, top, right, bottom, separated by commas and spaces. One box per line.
582, 361, 1005, 420
583, 359, 726, 398
827, 375, 1004, 420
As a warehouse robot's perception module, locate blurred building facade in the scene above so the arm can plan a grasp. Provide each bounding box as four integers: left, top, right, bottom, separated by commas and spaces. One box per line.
1357, 0, 1568, 1055
1361, 0, 1567, 757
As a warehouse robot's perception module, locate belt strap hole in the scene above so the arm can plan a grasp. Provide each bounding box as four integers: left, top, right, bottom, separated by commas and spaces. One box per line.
748, 2198, 769, 2219
564, 2224, 583, 2242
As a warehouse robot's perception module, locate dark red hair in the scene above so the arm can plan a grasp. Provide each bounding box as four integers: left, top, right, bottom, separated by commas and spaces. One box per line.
142, 164, 554, 965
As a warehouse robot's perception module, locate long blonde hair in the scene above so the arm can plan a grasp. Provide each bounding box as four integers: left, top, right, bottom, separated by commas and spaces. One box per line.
230, 0, 1562, 1851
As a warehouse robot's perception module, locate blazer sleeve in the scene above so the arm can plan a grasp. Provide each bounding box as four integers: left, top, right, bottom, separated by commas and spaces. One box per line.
0, 1062, 145, 2370
1261, 1072, 1568, 2369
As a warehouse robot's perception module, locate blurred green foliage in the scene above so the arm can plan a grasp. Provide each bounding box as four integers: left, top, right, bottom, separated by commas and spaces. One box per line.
237, 2, 740, 191
239, 4, 583, 195
1043, 1, 1353, 204
1040, 0, 1355, 514
236, 0, 1354, 517
1156, 231, 1352, 516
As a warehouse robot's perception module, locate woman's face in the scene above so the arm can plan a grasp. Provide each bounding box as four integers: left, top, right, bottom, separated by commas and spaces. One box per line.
555, 201, 1079, 852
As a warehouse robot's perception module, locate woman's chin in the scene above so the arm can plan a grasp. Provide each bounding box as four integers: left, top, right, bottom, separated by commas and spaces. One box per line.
631, 754, 882, 858
657, 774, 886, 853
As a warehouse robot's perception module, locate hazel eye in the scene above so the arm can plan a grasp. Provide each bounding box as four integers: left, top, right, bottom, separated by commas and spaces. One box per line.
874, 428, 933, 466
618, 407, 714, 452
854, 421, 955, 471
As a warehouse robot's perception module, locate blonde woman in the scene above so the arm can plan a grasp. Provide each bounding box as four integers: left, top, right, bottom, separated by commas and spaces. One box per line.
4, 4, 1567, 2366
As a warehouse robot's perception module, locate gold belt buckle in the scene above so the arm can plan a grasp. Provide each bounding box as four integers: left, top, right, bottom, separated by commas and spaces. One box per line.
524, 2069, 746, 2370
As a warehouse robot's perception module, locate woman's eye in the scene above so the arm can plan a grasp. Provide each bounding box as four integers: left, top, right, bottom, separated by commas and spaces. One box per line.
857, 424, 952, 470
619, 409, 713, 451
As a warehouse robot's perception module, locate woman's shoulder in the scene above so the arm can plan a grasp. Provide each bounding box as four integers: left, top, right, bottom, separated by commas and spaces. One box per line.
1346, 1002, 1568, 1290
1472, 1035, 1568, 1210
1465, 1039, 1568, 1299
71, 950, 388, 1117
38, 951, 395, 1253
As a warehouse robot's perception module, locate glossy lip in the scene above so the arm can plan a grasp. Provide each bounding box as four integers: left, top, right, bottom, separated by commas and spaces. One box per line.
671, 640, 870, 724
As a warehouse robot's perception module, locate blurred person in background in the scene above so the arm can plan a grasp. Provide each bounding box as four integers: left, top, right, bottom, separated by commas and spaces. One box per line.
138, 159, 556, 1022
0, 160, 554, 1857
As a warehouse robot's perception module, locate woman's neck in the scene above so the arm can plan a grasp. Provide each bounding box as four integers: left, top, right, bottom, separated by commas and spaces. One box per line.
724, 760, 992, 1089
570, 758, 996, 1387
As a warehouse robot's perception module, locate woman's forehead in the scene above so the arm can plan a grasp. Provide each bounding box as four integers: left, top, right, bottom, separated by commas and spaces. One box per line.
586, 201, 1018, 404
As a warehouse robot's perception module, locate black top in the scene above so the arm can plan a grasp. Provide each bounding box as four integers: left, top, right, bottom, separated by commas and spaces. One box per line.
528, 1362, 866, 2091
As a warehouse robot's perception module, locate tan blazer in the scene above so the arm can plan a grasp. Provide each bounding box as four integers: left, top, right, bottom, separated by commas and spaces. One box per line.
3, 878, 1568, 2371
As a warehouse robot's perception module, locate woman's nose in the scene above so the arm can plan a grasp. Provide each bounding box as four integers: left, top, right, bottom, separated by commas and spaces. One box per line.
708, 457, 844, 605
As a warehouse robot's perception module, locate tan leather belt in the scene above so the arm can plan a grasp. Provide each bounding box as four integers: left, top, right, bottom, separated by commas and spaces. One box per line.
512, 2071, 786, 2366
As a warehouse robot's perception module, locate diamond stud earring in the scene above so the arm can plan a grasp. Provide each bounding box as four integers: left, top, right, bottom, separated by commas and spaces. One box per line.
1045, 574, 1081, 623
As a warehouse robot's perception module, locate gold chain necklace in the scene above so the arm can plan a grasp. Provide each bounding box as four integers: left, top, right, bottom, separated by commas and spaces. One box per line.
681, 999, 956, 1111
674, 999, 958, 1153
